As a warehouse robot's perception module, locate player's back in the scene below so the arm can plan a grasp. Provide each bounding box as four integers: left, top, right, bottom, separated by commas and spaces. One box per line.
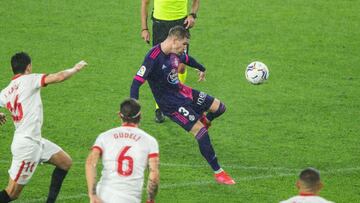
280, 195, 335, 203
94, 125, 158, 203
0, 74, 46, 141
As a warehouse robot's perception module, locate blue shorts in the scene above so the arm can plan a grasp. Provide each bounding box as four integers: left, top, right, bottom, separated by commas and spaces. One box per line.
163, 88, 215, 132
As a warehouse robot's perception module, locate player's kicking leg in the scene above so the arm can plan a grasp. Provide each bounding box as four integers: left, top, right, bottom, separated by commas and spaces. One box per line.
190, 121, 235, 185
45, 150, 72, 203
200, 98, 226, 129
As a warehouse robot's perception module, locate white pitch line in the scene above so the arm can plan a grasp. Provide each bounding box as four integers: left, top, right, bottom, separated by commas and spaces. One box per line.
18, 193, 88, 203
0, 160, 299, 172
19, 173, 294, 203
18, 167, 360, 202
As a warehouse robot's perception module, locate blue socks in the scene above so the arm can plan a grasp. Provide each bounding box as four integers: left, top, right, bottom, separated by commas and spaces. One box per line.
196, 127, 221, 171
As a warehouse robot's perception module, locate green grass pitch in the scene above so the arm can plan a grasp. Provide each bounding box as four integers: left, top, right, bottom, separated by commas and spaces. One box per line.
0, 0, 359, 202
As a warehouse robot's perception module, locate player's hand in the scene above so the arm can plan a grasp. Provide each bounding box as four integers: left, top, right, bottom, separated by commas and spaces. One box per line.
89, 195, 103, 203
146, 200, 155, 203
141, 29, 151, 44
198, 70, 206, 82
74, 60, 88, 71
0, 113, 6, 125
184, 15, 195, 29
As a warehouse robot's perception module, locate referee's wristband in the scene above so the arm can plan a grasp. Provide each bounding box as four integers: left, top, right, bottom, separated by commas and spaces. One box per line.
141, 28, 148, 32
189, 13, 197, 19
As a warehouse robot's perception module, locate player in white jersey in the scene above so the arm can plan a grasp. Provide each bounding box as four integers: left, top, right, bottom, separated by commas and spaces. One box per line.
86, 98, 159, 203
280, 167, 334, 203
0, 52, 87, 203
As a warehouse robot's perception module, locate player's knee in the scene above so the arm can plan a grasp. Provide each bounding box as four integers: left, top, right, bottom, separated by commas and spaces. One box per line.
63, 157, 73, 171
190, 121, 206, 136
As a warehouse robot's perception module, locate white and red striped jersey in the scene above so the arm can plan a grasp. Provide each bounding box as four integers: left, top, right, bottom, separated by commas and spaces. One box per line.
92, 124, 159, 202
280, 194, 334, 203
0, 74, 46, 141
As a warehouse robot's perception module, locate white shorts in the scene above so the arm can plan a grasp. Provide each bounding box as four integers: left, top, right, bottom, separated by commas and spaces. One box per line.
9, 137, 62, 185
97, 185, 140, 203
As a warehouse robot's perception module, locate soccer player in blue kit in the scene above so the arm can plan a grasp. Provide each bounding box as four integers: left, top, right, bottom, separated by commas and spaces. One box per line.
130, 25, 235, 185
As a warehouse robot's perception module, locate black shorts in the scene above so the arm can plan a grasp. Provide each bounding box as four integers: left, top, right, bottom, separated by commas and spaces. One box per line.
152, 16, 190, 53
163, 88, 215, 132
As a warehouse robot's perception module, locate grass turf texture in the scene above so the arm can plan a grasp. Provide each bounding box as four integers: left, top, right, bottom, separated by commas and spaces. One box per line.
0, 0, 359, 202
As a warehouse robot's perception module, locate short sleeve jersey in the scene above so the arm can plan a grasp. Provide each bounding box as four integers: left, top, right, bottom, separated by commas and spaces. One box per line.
280, 195, 334, 203
0, 74, 46, 141
92, 125, 159, 202
153, 0, 188, 20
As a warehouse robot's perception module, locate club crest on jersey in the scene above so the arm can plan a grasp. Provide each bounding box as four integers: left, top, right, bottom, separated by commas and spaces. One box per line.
170, 54, 180, 68
137, 66, 146, 77
167, 68, 179, 84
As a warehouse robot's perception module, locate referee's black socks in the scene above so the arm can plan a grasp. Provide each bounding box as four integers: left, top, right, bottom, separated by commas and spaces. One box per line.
46, 167, 68, 203
0, 190, 12, 203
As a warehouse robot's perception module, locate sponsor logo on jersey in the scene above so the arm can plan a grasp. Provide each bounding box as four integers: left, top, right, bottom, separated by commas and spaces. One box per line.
162, 64, 167, 70
137, 66, 146, 77
167, 68, 179, 84
170, 54, 180, 68
196, 92, 207, 105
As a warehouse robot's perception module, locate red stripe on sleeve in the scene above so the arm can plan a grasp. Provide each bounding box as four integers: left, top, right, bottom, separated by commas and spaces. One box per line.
41, 74, 48, 87
148, 153, 159, 158
134, 76, 145, 83
14, 161, 26, 182
91, 146, 103, 155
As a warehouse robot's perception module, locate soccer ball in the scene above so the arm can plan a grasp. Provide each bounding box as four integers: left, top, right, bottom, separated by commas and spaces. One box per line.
245, 61, 269, 84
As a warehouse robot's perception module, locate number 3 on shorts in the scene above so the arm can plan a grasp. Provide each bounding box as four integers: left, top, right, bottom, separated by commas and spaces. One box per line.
178, 107, 189, 116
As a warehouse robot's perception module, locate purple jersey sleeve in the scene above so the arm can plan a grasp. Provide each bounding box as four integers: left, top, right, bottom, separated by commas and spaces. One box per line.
130, 56, 155, 99
179, 54, 206, 72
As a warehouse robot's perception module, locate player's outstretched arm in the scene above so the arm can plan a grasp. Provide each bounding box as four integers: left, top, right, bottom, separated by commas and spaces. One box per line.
44, 60, 88, 85
85, 149, 103, 203
0, 112, 6, 126
146, 156, 159, 203
179, 54, 206, 82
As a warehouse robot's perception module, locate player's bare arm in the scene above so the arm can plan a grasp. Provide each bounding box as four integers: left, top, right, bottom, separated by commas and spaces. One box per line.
184, 0, 200, 29
85, 149, 103, 203
0, 112, 6, 125
147, 157, 159, 202
44, 60, 88, 85
141, 0, 151, 43
198, 70, 206, 82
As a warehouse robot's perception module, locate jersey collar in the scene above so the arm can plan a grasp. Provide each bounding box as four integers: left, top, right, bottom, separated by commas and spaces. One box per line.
12, 74, 23, 80
299, 192, 317, 196
122, 123, 138, 128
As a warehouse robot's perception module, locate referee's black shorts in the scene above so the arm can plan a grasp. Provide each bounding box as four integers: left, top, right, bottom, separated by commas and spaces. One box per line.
152, 16, 190, 52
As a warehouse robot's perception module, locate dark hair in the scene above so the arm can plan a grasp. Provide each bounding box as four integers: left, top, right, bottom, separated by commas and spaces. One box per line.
120, 98, 141, 124
11, 52, 31, 74
168, 25, 190, 40
299, 167, 321, 188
